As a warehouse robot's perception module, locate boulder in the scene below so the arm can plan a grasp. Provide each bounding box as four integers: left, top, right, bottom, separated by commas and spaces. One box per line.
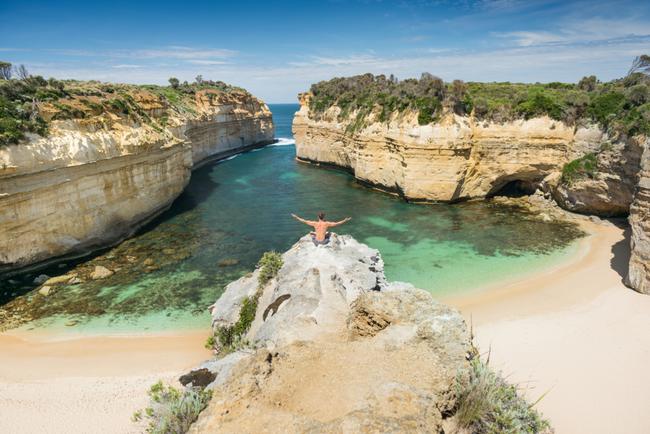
38, 286, 52, 296
189, 235, 471, 433
90, 265, 113, 280
44, 274, 77, 286
33, 274, 50, 285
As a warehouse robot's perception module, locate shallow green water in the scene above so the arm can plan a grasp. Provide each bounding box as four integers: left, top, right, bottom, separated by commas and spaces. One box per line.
0, 104, 584, 334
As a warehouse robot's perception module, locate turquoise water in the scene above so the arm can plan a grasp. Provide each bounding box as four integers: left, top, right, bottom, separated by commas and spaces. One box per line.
0, 104, 584, 334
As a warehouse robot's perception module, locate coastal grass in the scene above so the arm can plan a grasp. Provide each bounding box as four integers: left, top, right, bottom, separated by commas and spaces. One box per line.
307, 57, 650, 137
133, 381, 212, 434
561, 153, 598, 185
207, 251, 283, 353
454, 357, 551, 434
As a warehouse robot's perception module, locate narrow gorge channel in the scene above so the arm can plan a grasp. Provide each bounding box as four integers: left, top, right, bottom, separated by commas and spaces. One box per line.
0, 104, 585, 335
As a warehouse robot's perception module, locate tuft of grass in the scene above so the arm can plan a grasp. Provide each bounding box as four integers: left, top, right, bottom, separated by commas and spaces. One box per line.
455, 357, 552, 434
133, 380, 212, 434
561, 153, 598, 185
207, 251, 284, 353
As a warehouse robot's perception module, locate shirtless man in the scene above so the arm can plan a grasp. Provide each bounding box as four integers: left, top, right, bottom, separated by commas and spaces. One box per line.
291, 212, 351, 245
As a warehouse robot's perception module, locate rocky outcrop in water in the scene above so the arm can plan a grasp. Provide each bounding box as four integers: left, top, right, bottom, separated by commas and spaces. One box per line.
0, 86, 273, 272
627, 140, 650, 294
186, 235, 472, 432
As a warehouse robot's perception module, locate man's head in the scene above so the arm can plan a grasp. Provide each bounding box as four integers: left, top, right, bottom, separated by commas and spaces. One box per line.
317, 212, 325, 221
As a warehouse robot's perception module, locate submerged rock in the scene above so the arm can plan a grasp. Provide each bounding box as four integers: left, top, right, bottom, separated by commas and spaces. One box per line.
188, 235, 472, 433
43, 274, 77, 286
33, 274, 50, 285
38, 286, 52, 296
90, 266, 114, 280
217, 258, 239, 267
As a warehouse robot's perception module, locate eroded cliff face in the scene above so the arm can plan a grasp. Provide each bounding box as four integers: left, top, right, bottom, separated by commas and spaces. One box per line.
627, 140, 650, 294
0, 89, 273, 272
293, 93, 640, 214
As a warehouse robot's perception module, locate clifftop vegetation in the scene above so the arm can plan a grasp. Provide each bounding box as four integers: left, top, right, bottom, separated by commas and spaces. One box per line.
307, 55, 650, 136
0, 62, 253, 147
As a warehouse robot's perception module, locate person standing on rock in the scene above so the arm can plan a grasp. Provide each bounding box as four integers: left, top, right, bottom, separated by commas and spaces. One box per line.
291, 212, 351, 246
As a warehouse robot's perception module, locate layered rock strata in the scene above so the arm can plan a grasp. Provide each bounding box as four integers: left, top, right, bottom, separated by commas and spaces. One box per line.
186, 235, 472, 432
627, 140, 650, 294
0, 90, 273, 272
293, 93, 641, 215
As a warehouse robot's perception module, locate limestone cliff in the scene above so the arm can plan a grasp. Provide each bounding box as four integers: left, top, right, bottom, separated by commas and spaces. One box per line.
293, 93, 640, 214
185, 235, 472, 432
627, 140, 650, 294
0, 85, 273, 272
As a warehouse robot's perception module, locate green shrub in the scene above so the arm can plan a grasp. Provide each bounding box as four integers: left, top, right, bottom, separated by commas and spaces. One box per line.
588, 92, 625, 127
134, 381, 212, 434
516, 91, 564, 120
455, 358, 551, 433
561, 153, 598, 185
208, 251, 284, 353
257, 251, 283, 287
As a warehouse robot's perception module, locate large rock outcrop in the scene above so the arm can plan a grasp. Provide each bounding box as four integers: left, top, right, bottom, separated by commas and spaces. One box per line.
293, 93, 641, 216
0, 88, 273, 272
187, 235, 472, 433
627, 140, 650, 294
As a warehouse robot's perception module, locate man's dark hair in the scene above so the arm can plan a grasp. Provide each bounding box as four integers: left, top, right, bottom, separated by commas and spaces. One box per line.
318, 212, 325, 220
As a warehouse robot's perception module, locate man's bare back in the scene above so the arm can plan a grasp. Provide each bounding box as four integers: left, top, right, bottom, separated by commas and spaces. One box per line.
291, 212, 351, 244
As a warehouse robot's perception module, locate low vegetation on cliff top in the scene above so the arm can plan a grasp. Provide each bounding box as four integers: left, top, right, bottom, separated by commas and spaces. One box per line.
0, 61, 253, 147
308, 55, 650, 137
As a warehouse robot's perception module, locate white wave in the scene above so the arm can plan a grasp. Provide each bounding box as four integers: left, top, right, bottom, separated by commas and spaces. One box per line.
220, 154, 240, 162
271, 137, 295, 146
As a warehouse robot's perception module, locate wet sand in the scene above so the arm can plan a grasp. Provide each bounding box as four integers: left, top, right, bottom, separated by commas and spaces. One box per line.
0, 331, 211, 434
445, 221, 650, 434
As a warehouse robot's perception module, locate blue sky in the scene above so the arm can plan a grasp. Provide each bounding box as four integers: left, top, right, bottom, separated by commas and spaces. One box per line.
1, 0, 649, 102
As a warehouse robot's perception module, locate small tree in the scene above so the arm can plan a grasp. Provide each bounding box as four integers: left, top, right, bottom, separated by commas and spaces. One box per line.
15, 64, 29, 80
0, 61, 11, 79
195, 74, 203, 84
578, 75, 597, 92
628, 55, 650, 76
168, 77, 179, 88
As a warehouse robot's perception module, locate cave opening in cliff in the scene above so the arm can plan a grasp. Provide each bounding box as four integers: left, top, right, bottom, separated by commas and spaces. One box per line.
488, 179, 540, 198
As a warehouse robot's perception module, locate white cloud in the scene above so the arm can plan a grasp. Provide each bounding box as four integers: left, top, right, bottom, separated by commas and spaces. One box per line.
186, 59, 230, 65
112, 64, 142, 69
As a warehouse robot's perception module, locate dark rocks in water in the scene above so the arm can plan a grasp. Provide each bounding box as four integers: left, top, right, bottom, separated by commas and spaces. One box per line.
179, 368, 217, 388
218, 258, 240, 267
33, 274, 50, 285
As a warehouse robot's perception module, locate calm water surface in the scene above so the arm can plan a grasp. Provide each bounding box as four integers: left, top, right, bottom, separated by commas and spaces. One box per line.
0, 104, 583, 334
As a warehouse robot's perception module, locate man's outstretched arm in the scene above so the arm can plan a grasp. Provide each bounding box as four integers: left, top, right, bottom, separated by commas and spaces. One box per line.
327, 217, 352, 227
291, 213, 315, 226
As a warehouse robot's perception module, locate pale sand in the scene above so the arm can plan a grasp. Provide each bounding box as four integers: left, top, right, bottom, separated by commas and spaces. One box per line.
2, 222, 649, 433
444, 221, 650, 434
0, 331, 211, 434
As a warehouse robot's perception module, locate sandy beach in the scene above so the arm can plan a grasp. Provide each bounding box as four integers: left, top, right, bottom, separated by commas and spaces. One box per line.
445, 221, 650, 434
1, 221, 648, 434
0, 331, 211, 434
